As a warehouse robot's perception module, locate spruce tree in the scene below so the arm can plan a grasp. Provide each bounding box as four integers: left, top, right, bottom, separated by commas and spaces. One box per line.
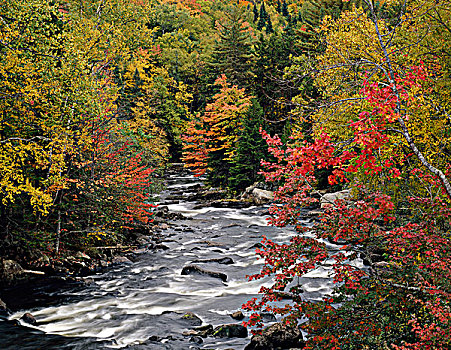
253, 3, 259, 22
211, 4, 255, 89
229, 99, 268, 191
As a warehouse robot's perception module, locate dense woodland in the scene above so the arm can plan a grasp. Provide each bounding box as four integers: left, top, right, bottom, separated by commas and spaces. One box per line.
1, 0, 451, 348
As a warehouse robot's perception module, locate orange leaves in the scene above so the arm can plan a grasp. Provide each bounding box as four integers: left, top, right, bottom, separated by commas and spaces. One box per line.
182, 75, 252, 176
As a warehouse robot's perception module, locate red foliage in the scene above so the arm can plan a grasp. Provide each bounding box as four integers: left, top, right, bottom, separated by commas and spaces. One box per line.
243, 66, 451, 349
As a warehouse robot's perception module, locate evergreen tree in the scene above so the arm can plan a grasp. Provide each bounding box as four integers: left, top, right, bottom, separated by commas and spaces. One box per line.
211, 4, 255, 89
266, 15, 274, 34
276, 0, 282, 13
229, 99, 268, 191
257, 2, 267, 31
253, 3, 259, 22
282, 0, 289, 17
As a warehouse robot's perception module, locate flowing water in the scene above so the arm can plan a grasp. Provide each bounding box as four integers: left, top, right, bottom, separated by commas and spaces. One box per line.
1, 172, 342, 349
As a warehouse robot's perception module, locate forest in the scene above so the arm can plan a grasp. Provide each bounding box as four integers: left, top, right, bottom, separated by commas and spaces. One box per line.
1, 0, 450, 349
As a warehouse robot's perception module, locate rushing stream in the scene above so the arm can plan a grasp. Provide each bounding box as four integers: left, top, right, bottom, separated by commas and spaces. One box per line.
1, 171, 339, 349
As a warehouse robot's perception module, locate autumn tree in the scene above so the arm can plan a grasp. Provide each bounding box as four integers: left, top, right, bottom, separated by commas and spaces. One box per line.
244, 0, 451, 348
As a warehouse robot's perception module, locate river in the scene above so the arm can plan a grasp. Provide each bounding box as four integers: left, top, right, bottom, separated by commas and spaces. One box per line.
1, 171, 337, 349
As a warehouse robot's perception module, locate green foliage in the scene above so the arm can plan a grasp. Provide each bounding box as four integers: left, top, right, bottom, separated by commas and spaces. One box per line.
229, 99, 268, 190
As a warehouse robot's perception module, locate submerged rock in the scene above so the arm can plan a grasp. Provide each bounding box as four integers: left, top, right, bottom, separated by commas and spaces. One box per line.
213, 324, 248, 338
181, 265, 227, 282
191, 257, 234, 265
244, 322, 305, 350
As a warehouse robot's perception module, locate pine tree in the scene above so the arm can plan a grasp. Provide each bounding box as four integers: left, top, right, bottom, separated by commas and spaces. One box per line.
276, 0, 282, 13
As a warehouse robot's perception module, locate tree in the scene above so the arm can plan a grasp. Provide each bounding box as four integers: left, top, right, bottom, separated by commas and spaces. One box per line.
244, 1, 451, 348
211, 3, 256, 89
229, 99, 268, 190
182, 74, 252, 187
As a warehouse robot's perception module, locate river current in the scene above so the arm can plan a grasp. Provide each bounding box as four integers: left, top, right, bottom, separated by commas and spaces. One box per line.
1, 172, 338, 349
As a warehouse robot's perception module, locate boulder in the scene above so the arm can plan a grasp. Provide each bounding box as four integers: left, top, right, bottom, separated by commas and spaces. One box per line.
245, 322, 305, 350
20, 312, 37, 325
181, 265, 227, 282
241, 185, 274, 205
0, 259, 25, 283
320, 189, 351, 208
213, 324, 248, 338
180, 312, 203, 326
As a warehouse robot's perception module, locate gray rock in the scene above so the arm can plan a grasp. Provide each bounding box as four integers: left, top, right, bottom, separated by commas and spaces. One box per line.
242, 186, 274, 205
213, 324, 248, 338
245, 322, 305, 350
320, 189, 351, 208
181, 265, 227, 282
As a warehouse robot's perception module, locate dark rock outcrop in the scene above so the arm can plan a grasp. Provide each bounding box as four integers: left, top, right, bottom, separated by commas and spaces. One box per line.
245, 322, 305, 350
181, 265, 227, 282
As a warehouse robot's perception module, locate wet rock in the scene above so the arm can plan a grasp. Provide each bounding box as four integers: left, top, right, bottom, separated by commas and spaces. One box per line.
0, 298, 11, 319
191, 257, 234, 265
189, 336, 204, 344
244, 322, 305, 350
180, 312, 202, 326
188, 324, 214, 338
213, 324, 248, 338
181, 265, 227, 282
229, 311, 244, 320
20, 312, 37, 325
154, 244, 170, 250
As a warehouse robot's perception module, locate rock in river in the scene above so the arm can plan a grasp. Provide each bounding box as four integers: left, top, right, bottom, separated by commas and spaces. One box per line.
213, 324, 248, 338
245, 322, 305, 350
181, 265, 227, 282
